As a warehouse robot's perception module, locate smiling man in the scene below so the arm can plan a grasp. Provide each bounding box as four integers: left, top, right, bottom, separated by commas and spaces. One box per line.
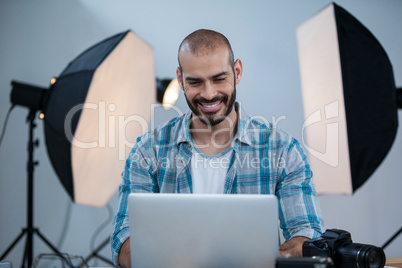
111, 29, 324, 267
178, 32, 237, 128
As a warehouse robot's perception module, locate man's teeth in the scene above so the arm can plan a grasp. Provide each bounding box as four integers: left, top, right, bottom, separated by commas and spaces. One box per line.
202, 102, 220, 108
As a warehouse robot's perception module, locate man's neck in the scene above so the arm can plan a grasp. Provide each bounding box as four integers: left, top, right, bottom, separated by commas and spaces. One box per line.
190, 108, 238, 156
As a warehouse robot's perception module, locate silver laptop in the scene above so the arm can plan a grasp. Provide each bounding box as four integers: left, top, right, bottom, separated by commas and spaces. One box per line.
128, 193, 279, 268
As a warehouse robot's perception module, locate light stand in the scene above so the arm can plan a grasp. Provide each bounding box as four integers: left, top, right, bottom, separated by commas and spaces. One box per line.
0, 110, 72, 268
84, 238, 113, 266
382, 226, 402, 250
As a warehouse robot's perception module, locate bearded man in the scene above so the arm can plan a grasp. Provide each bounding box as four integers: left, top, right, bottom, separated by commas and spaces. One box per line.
111, 29, 324, 268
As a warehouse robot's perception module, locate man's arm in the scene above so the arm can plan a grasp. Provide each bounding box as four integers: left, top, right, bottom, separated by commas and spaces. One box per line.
275, 135, 324, 245
118, 238, 131, 268
279, 236, 309, 257
111, 138, 159, 266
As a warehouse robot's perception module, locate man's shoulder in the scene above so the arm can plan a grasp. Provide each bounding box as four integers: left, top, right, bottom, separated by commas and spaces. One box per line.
137, 113, 187, 146
241, 115, 293, 143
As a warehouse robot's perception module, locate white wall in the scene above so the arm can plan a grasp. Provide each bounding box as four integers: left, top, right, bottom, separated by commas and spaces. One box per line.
0, 0, 401, 266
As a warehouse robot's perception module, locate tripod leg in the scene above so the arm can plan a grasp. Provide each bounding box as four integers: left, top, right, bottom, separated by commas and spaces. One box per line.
0, 229, 26, 260
382, 226, 402, 249
34, 229, 74, 267
27, 227, 34, 268
22, 238, 28, 268
2, 111, 71, 268
84, 237, 114, 266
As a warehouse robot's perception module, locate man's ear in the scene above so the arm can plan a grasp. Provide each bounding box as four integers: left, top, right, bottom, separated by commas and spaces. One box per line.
176, 67, 184, 90
234, 59, 243, 85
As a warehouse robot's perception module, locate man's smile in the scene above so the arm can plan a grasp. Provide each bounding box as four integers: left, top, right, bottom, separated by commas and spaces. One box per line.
198, 101, 223, 113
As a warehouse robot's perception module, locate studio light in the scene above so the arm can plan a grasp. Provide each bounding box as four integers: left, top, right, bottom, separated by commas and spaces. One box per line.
3, 30, 179, 267
11, 30, 179, 207
297, 3, 401, 195
157, 78, 180, 110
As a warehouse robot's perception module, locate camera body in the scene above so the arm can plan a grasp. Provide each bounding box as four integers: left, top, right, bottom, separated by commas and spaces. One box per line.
303, 229, 386, 268
303, 229, 352, 258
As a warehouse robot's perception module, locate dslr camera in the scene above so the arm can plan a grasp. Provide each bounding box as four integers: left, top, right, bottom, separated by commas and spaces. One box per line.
303, 229, 386, 268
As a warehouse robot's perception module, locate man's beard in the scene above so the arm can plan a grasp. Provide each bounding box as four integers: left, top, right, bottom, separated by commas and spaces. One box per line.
185, 86, 236, 127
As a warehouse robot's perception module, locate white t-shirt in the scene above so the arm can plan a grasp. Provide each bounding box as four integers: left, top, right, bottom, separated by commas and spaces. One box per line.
191, 146, 233, 194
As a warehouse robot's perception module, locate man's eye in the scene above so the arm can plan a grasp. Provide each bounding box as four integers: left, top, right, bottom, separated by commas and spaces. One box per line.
189, 81, 200, 86
215, 78, 225, 83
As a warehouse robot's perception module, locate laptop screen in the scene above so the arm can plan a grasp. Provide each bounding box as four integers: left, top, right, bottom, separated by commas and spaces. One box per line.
128, 193, 279, 268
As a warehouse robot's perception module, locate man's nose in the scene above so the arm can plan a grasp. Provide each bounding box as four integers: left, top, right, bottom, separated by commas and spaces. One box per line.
200, 81, 217, 100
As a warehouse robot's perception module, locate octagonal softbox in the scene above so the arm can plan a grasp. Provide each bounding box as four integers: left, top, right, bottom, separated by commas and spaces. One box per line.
44, 30, 155, 206
297, 3, 398, 194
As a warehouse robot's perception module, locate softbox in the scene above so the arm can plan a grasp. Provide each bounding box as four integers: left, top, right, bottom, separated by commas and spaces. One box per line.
297, 3, 398, 194
44, 30, 155, 206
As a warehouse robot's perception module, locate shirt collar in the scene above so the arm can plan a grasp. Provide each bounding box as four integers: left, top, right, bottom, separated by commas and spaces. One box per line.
176, 109, 193, 145
235, 101, 253, 146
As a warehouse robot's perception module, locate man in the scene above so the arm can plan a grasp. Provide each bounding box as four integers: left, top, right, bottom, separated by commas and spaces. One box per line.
111, 29, 324, 267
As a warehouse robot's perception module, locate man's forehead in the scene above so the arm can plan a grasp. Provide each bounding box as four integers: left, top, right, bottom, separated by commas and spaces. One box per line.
180, 42, 229, 58
180, 50, 230, 74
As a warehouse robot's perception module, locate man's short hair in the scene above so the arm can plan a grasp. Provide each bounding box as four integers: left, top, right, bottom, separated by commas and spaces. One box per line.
178, 29, 235, 70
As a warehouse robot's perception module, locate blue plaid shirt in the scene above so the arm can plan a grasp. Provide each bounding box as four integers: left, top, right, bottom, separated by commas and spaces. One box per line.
111, 102, 324, 265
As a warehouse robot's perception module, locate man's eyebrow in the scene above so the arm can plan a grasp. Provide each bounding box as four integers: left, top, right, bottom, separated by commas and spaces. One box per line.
185, 76, 202, 82
185, 72, 230, 82
211, 72, 229, 79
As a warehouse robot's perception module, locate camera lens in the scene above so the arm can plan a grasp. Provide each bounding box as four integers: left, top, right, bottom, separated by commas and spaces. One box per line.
336, 243, 386, 268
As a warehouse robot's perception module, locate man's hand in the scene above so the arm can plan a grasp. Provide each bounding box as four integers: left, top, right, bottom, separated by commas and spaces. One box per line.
119, 236, 308, 266
279, 236, 309, 257
118, 238, 131, 268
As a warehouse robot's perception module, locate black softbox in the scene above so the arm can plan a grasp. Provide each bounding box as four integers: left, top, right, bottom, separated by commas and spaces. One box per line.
297, 3, 399, 194
44, 30, 156, 206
